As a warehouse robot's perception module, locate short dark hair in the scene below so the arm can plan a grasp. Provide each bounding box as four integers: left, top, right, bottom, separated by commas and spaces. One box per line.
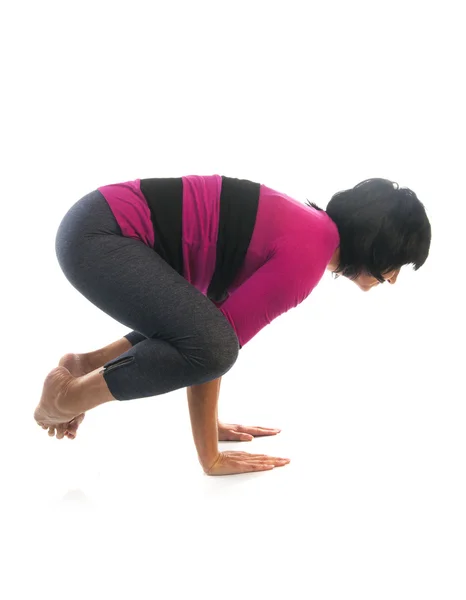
306, 178, 432, 282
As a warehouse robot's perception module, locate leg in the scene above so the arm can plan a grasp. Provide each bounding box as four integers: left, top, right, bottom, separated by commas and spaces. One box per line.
35, 189, 239, 436
35, 365, 117, 438
48, 333, 144, 439
59, 332, 144, 376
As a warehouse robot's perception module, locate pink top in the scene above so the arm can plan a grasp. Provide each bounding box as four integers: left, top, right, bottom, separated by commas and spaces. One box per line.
97, 176, 339, 348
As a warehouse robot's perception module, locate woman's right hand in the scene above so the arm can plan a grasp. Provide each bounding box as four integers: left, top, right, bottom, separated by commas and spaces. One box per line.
204, 451, 290, 476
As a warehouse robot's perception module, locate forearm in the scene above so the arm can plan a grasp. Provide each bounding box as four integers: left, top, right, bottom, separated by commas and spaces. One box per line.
187, 377, 222, 471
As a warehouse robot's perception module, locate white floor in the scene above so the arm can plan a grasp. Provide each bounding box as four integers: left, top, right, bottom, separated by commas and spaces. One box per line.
4, 267, 465, 600
3, 2, 465, 596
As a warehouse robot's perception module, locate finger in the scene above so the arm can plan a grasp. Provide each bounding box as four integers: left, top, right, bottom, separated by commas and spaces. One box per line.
238, 461, 276, 472
222, 430, 253, 441
234, 432, 253, 441
235, 452, 267, 456
240, 453, 285, 459
48, 427, 56, 437
237, 426, 281, 437
248, 426, 281, 433
244, 456, 291, 466
252, 427, 281, 436
236, 424, 278, 432
233, 452, 277, 459
232, 452, 290, 461
232, 434, 253, 441
251, 457, 290, 465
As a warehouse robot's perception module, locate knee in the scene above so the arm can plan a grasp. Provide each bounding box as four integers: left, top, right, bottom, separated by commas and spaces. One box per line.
215, 340, 239, 376
205, 324, 239, 377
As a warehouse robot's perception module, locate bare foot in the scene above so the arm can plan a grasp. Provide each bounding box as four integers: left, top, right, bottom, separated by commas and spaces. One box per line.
59, 352, 94, 377
34, 366, 82, 440
57, 353, 94, 439
61, 413, 85, 440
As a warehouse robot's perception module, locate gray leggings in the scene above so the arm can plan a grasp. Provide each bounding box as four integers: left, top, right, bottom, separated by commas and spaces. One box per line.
55, 189, 239, 400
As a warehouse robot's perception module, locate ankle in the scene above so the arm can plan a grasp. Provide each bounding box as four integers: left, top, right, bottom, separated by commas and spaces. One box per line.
85, 350, 104, 371
89, 338, 133, 369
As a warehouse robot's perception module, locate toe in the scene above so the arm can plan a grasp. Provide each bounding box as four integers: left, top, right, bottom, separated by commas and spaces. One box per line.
56, 424, 66, 440
66, 414, 85, 438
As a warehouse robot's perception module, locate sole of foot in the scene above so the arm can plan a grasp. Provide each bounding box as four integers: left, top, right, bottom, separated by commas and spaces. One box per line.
57, 353, 93, 439
35, 362, 83, 440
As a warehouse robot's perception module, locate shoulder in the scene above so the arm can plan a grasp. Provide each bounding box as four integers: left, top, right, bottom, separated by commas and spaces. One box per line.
276, 211, 338, 271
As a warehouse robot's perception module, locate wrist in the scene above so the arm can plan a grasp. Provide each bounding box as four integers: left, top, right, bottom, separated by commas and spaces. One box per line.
198, 445, 219, 469
201, 452, 220, 473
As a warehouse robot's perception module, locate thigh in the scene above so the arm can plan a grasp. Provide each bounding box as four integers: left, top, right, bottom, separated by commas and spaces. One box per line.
55, 190, 239, 358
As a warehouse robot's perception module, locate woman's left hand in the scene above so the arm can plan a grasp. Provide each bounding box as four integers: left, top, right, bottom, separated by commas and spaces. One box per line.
218, 421, 281, 442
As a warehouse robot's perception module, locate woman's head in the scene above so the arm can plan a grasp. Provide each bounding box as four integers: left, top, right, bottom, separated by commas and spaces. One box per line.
306, 178, 431, 291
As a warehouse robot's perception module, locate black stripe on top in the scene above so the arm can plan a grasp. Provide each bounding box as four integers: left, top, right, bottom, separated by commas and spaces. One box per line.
139, 176, 260, 304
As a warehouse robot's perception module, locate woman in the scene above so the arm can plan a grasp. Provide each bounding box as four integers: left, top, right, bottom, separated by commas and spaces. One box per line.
34, 175, 431, 476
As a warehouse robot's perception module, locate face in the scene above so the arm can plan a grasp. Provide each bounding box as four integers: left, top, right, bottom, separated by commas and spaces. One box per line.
351, 268, 401, 292
327, 249, 401, 291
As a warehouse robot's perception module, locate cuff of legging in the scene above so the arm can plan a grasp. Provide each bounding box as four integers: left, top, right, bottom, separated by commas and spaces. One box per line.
124, 331, 147, 346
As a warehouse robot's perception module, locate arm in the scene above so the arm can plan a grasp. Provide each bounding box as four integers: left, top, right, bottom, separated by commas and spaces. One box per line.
186, 246, 320, 474
217, 244, 324, 348
187, 377, 222, 472
188, 375, 280, 448
187, 376, 289, 475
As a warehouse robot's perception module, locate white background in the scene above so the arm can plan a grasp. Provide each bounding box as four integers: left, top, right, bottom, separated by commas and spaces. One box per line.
1, 1, 465, 598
